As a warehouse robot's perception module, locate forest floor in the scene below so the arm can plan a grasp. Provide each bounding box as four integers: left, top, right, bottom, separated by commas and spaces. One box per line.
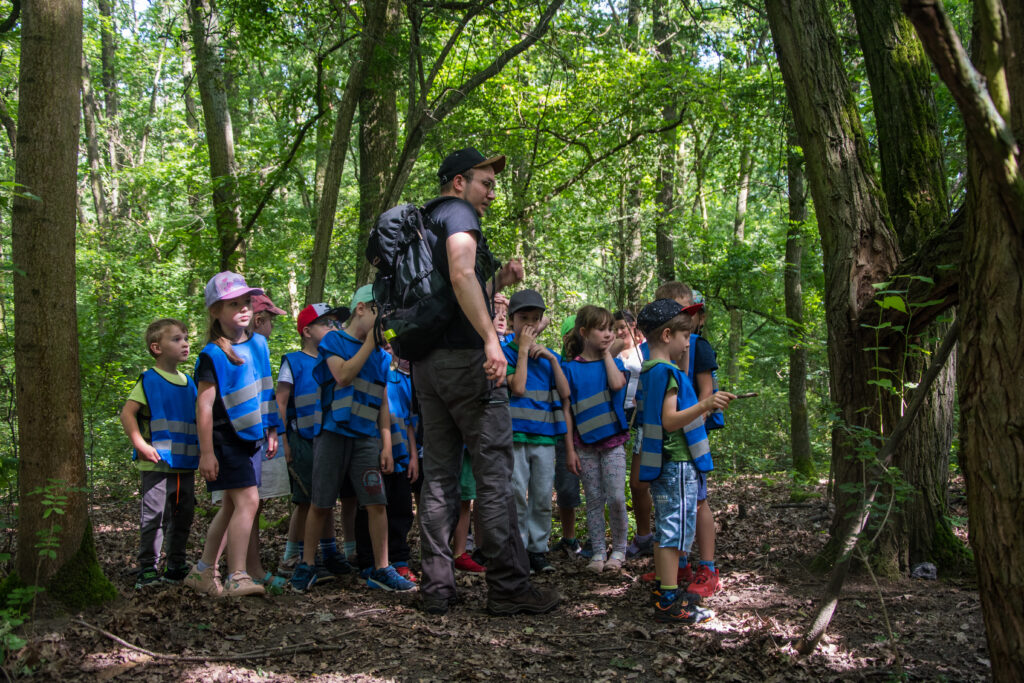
7, 474, 988, 681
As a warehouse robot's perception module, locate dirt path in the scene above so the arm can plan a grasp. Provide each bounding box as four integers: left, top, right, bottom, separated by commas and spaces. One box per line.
10, 475, 988, 681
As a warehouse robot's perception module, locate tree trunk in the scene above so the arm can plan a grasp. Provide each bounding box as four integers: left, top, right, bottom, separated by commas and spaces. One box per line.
727, 140, 751, 387
97, 0, 120, 216
12, 0, 114, 608
766, 0, 902, 567
901, 0, 1024, 676
188, 0, 245, 271
653, 0, 675, 284
81, 53, 108, 229
354, 0, 401, 287
850, 0, 963, 576
785, 123, 813, 478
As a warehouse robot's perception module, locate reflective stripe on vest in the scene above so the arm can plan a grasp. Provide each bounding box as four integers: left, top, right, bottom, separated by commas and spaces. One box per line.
315, 330, 390, 437
283, 352, 322, 439
199, 338, 273, 442
503, 342, 566, 437
636, 361, 712, 481
137, 369, 199, 469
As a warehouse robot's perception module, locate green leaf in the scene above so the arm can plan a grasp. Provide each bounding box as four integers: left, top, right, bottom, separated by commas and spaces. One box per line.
878, 296, 907, 313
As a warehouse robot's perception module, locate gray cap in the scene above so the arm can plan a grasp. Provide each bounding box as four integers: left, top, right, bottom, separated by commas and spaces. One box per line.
507, 289, 546, 317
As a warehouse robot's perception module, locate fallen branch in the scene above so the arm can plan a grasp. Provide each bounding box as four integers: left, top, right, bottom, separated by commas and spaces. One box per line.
74, 618, 354, 662
794, 317, 960, 655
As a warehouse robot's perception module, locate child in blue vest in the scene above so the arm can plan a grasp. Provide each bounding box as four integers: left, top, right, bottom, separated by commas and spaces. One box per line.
635, 299, 734, 623
276, 303, 350, 579
562, 305, 630, 573
186, 272, 279, 598
290, 285, 415, 593
353, 351, 420, 583
120, 318, 198, 588
504, 289, 575, 574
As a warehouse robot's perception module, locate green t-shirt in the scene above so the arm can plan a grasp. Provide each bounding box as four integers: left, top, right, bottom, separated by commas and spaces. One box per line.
641, 359, 689, 463
127, 368, 194, 473
506, 342, 559, 446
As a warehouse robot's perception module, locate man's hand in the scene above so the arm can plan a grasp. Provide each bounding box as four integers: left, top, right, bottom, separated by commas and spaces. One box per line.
483, 337, 507, 384
498, 259, 524, 290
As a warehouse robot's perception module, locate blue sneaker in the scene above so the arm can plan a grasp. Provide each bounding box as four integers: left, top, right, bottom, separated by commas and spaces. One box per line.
290, 562, 319, 593
323, 553, 353, 576
367, 565, 416, 592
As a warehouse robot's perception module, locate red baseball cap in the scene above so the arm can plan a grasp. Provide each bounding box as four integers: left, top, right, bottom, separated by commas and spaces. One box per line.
296, 303, 350, 336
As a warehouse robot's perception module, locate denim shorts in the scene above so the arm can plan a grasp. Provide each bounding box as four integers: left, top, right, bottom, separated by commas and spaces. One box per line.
553, 439, 580, 509
650, 460, 698, 552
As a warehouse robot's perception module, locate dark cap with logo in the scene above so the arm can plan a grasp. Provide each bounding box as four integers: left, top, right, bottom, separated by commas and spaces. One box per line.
508, 289, 546, 317
638, 299, 686, 336
438, 147, 507, 185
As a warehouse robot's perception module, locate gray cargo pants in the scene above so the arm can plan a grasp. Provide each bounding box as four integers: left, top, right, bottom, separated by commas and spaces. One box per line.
413, 348, 530, 599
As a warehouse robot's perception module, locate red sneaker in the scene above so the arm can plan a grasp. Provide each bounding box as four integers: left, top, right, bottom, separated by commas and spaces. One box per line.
395, 565, 419, 583
687, 564, 720, 598
454, 552, 486, 573
641, 565, 693, 584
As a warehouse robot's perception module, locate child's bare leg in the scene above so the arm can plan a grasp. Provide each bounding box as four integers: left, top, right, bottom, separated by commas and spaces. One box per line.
453, 501, 472, 556
288, 503, 308, 542
367, 504, 389, 569
654, 546, 680, 588
225, 487, 259, 576
246, 500, 265, 577
696, 500, 714, 561
302, 505, 330, 565
558, 505, 576, 539
202, 495, 234, 567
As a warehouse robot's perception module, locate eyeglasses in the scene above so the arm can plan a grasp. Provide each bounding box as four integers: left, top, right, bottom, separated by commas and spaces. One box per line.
477, 177, 497, 192
314, 319, 342, 329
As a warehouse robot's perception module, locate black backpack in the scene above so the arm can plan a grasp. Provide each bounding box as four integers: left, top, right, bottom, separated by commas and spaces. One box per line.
365, 198, 457, 361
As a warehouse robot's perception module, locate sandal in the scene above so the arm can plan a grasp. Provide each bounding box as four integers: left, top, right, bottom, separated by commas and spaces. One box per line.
256, 571, 288, 594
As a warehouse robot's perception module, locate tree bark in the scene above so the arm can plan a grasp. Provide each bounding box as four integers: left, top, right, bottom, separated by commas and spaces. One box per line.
96, 0, 120, 216
81, 53, 108, 229
727, 140, 751, 387
12, 0, 113, 607
188, 0, 245, 271
901, 0, 1024, 676
653, 0, 675, 284
785, 123, 813, 477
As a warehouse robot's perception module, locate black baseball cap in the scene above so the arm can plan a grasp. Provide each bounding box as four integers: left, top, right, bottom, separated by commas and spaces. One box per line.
508, 289, 546, 317
638, 299, 685, 335
438, 147, 507, 185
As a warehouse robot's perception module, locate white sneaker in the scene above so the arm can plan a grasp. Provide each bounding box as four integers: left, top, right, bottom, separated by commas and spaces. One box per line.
586, 558, 605, 573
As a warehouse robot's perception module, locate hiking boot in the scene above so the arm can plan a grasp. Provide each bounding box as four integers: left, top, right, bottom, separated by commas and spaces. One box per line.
604, 551, 625, 572
454, 552, 486, 573
486, 585, 560, 616
162, 563, 191, 583
184, 565, 222, 597
626, 534, 654, 558
394, 563, 419, 583
528, 552, 555, 574
312, 560, 337, 584
222, 571, 265, 598
653, 589, 713, 624
134, 567, 161, 589
421, 593, 458, 615
289, 562, 319, 593
323, 553, 354, 576
367, 565, 417, 592
554, 537, 583, 560
688, 565, 720, 598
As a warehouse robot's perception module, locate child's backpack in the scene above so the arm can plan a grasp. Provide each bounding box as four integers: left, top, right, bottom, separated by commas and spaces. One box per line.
688, 334, 725, 430
365, 197, 457, 361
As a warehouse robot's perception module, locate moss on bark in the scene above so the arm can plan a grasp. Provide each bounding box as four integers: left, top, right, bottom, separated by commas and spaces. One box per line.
46, 521, 116, 611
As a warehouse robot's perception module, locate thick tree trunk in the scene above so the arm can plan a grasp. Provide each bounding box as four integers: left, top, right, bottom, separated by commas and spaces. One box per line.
12, 0, 114, 607
188, 0, 245, 271
900, 0, 1024, 676
766, 0, 902, 565
785, 124, 813, 478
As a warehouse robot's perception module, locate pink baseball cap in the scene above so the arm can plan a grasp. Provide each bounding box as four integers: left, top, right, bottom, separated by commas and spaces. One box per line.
252, 293, 286, 316
204, 271, 264, 308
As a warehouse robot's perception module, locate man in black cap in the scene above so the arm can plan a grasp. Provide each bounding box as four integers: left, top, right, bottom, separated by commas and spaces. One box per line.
413, 148, 560, 616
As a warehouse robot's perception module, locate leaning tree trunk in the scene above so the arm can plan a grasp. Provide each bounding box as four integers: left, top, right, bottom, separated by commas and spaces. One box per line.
12, 0, 115, 608
901, 0, 1024, 676
785, 123, 813, 477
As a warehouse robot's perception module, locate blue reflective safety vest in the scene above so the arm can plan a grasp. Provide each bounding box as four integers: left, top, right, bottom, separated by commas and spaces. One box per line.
387, 368, 416, 472
561, 357, 628, 444
635, 360, 712, 482
503, 342, 567, 437
282, 351, 322, 440
314, 329, 389, 437
199, 335, 277, 442
135, 369, 199, 469
689, 333, 724, 431
639, 341, 650, 362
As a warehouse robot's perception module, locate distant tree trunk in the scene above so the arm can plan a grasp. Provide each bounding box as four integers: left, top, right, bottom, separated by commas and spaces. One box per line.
97, 0, 120, 216
354, 0, 401, 287
81, 53, 108, 229
785, 124, 813, 477
12, 0, 114, 607
902, 0, 1024, 676
727, 140, 751, 386
188, 0, 245, 271
653, 0, 675, 284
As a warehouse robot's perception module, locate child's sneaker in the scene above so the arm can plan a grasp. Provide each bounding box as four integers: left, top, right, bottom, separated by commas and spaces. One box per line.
553, 537, 582, 559
688, 565, 720, 598
323, 553, 354, 576
277, 555, 300, 577
586, 558, 605, 573
394, 563, 419, 583
289, 562, 319, 593
653, 589, 713, 624
134, 567, 161, 589
222, 571, 266, 598
528, 552, 555, 574
367, 565, 417, 592
641, 565, 692, 584
454, 552, 486, 573
162, 563, 191, 583
184, 565, 223, 597
626, 534, 654, 558
604, 551, 625, 572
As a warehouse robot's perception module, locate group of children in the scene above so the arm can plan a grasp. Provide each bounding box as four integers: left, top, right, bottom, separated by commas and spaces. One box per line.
122, 272, 734, 623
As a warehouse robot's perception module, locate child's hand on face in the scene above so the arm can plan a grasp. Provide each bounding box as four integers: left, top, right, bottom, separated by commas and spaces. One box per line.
519, 324, 538, 351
